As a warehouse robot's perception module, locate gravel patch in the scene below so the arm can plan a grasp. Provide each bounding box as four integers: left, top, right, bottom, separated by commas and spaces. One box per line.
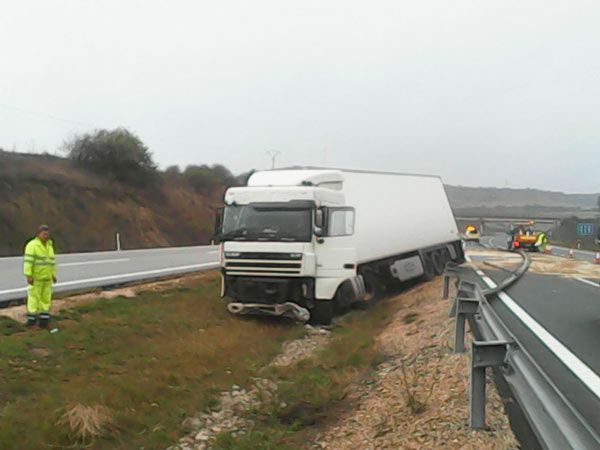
310, 279, 518, 450
167, 378, 279, 450
270, 324, 331, 368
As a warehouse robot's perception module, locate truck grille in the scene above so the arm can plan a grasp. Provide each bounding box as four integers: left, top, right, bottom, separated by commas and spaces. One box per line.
224, 252, 302, 276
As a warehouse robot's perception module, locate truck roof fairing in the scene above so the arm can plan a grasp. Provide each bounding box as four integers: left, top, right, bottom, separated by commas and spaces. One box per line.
248, 169, 344, 189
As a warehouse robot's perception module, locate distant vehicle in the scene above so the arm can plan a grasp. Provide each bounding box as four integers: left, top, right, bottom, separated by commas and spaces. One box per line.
463, 225, 481, 242
214, 168, 463, 324
508, 221, 541, 251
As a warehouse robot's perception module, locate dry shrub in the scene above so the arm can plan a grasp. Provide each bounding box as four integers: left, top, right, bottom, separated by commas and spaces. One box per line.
57, 403, 117, 444
398, 350, 442, 415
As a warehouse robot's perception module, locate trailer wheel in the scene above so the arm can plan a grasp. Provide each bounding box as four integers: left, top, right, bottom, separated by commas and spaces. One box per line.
432, 251, 445, 275
310, 300, 334, 325
422, 253, 436, 281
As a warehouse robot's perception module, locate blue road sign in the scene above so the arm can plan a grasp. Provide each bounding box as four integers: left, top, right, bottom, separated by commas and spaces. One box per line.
576, 223, 594, 236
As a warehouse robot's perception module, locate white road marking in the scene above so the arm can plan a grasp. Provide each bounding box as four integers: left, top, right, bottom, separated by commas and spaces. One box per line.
465, 254, 600, 399
61, 258, 130, 267
573, 277, 600, 288
0, 262, 219, 296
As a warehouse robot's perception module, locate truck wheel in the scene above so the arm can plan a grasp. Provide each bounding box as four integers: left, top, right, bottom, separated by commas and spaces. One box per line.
432, 251, 445, 275
357, 271, 384, 309
310, 300, 334, 325
422, 253, 436, 281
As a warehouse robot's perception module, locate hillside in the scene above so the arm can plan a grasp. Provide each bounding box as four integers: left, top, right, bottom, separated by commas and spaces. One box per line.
0, 151, 224, 256
2, 151, 598, 256
445, 185, 599, 218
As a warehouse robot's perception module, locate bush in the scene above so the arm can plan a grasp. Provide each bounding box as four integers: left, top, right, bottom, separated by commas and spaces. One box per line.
164, 165, 181, 176
183, 164, 234, 192
65, 128, 157, 186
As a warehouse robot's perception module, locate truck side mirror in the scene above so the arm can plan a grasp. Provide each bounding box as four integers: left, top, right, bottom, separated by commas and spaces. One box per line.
315, 208, 324, 228
213, 207, 224, 242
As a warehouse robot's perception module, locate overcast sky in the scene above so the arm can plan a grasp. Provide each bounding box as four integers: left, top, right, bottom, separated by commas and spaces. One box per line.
2, 1, 599, 193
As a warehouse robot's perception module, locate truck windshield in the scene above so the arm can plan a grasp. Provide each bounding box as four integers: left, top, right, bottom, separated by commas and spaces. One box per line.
221, 204, 312, 242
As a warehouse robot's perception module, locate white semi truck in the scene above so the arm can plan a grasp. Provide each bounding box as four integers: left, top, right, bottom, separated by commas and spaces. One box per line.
215, 168, 463, 324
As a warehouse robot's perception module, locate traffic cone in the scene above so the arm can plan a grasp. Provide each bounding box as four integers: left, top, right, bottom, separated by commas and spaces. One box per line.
568, 248, 574, 259
594, 252, 600, 264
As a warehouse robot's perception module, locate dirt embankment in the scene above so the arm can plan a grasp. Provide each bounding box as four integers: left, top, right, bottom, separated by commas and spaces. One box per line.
170, 277, 516, 449
0, 151, 224, 256
312, 279, 516, 450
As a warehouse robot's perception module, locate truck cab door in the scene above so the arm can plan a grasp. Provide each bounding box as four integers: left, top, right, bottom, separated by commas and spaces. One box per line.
314, 207, 357, 279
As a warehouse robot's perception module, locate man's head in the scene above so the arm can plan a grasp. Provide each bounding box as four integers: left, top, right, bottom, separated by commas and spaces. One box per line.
38, 224, 50, 242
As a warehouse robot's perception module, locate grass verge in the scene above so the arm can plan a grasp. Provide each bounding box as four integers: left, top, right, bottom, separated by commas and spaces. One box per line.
212, 298, 403, 449
0, 272, 302, 449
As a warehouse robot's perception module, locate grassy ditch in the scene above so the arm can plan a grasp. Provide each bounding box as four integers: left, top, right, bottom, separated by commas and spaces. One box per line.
0, 273, 303, 449
211, 299, 403, 449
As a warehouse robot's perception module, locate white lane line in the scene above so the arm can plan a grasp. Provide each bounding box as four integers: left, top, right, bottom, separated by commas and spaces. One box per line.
465, 254, 600, 399
0, 262, 219, 296
61, 258, 130, 267
574, 277, 600, 288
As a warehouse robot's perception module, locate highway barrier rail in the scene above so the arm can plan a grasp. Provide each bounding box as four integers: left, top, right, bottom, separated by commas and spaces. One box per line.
0, 259, 219, 307
443, 251, 600, 449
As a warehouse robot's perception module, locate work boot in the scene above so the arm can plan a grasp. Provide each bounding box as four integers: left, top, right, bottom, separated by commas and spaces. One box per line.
26, 313, 37, 327
38, 312, 51, 329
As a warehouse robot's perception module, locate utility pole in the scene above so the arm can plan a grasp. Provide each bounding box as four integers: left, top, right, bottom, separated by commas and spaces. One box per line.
266, 150, 281, 169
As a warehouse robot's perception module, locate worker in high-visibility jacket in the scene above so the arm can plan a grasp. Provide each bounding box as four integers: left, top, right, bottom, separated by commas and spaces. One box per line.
534, 231, 549, 253
23, 225, 57, 328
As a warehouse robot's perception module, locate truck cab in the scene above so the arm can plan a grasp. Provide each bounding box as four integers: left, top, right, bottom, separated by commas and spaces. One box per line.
217, 170, 361, 324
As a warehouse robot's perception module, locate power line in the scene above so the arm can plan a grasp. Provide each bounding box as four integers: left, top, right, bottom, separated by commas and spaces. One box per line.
0, 102, 97, 128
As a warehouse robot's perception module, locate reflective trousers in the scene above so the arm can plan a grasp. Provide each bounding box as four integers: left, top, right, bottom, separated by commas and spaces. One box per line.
27, 280, 53, 314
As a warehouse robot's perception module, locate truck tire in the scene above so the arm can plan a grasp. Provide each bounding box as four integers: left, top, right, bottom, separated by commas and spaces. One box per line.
422, 253, 436, 281
310, 300, 334, 325
357, 271, 384, 309
432, 251, 445, 275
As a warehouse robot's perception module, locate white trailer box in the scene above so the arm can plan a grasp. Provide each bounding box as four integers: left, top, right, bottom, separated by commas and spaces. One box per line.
218, 168, 462, 324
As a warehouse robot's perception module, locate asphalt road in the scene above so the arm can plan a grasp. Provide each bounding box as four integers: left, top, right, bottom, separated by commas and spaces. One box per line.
0, 246, 220, 305
466, 242, 600, 437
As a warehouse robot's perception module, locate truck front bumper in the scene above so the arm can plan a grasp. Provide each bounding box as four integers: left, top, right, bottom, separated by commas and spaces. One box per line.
227, 301, 310, 322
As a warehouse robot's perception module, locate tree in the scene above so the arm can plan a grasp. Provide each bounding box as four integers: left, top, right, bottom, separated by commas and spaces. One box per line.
183, 165, 221, 192
597, 194, 600, 211
164, 165, 181, 177
183, 164, 235, 192
65, 128, 157, 186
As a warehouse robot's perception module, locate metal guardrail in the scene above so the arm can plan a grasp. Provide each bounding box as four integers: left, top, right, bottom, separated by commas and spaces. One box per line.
443, 251, 600, 449
0, 262, 219, 307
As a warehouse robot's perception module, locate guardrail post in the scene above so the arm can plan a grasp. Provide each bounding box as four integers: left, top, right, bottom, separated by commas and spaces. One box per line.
449, 279, 477, 317
470, 340, 508, 429
442, 263, 459, 299
454, 296, 480, 353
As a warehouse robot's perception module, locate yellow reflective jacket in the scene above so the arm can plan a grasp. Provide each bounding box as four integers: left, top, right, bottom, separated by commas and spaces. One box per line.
23, 237, 56, 281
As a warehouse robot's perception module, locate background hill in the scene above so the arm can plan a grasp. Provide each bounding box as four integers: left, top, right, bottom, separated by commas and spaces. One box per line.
0, 150, 228, 256
445, 185, 599, 219
2, 149, 598, 256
